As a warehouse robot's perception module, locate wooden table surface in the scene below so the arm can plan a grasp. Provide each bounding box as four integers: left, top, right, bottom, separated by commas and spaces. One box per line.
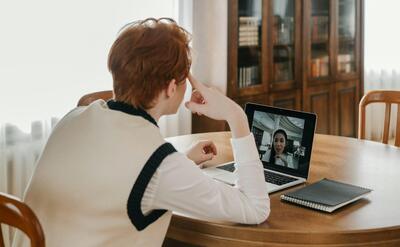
164, 131, 400, 246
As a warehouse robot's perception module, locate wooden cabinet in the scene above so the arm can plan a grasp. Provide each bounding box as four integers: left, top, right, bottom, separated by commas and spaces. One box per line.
269, 90, 302, 110
212, 0, 363, 137
303, 80, 359, 136
304, 84, 334, 134
191, 0, 363, 136
236, 94, 269, 109
335, 80, 359, 137
302, 0, 363, 135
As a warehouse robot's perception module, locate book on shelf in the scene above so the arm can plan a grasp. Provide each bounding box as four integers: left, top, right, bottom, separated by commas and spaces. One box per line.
337, 54, 354, 73
239, 41, 258, 46
239, 33, 258, 41
239, 16, 259, 23
239, 16, 259, 47
239, 30, 258, 36
239, 26, 258, 32
281, 178, 372, 213
238, 65, 259, 88
239, 38, 259, 47
311, 16, 329, 41
311, 56, 329, 77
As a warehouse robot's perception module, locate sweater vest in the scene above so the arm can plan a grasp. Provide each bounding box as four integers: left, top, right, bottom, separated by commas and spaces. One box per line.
18, 100, 176, 247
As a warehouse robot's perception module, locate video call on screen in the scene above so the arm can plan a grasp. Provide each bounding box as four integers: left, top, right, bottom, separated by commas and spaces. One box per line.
251, 111, 306, 170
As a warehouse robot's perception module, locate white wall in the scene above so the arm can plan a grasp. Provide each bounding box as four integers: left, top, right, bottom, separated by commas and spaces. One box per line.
365, 0, 400, 71
0, 0, 177, 131
191, 0, 227, 93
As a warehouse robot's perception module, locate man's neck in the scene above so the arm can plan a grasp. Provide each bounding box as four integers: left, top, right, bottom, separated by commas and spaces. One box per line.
147, 106, 163, 122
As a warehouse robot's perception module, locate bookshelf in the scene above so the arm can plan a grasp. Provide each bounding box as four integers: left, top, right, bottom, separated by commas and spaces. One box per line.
191, 0, 363, 137
192, 0, 363, 137
303, 0, 362, 136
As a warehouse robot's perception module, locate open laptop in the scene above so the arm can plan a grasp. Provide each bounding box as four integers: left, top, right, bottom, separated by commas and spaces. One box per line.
203, 103, 317, 194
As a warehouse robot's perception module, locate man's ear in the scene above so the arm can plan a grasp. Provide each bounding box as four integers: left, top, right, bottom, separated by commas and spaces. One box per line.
166, 79, 177, 98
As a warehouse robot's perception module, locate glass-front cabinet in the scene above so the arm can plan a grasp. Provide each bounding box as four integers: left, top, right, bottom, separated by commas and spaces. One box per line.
337, 0, 357, 75
305, 0, 359, 81
271, 0, 296, 84
309, 0, 331, 80
237, 0, 262, 90
224, 0, 363, 137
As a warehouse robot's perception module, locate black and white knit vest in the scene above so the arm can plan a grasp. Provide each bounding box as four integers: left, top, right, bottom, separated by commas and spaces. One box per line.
19, 100, 176, 247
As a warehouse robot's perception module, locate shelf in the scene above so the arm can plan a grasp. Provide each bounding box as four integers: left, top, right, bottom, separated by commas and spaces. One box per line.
238, 45, 260, 49
238, 83, 262, 90
274, 59, 291, 63
273, 43, 294, 47
311, 39, 329, 44
271, 79, 295, 85
309, 75, 330, 81
338, 38, 355, 43
311, 13, 329, 17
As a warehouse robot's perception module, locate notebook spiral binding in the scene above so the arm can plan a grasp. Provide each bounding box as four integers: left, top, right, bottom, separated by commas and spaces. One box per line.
280, 195, 329, 211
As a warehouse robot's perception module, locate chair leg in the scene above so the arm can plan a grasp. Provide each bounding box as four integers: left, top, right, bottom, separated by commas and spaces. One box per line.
0, 225, 5, 247
383, 103, 391, 144
395, 104, 400, 147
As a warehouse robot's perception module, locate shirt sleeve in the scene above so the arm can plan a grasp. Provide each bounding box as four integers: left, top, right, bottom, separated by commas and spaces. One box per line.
141, 133, 270, 224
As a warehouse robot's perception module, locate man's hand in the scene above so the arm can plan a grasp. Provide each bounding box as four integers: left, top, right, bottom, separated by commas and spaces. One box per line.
185, 74, 250, 138
185, 140, 217, 166
185, 74, 242, 121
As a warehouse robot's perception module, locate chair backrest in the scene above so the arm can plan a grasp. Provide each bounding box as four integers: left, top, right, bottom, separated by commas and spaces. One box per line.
0, 192, 45, 247
358, 90, 400, 147
77, 90, 113, 106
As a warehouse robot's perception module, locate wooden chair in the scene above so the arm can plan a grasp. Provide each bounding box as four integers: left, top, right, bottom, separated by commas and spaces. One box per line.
0, 192, 45, 247
358, 90, 400, 147
77, 90, 113, 106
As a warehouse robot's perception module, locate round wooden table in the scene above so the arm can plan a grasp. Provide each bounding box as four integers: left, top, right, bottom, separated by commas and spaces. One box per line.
164, 132, 400, 247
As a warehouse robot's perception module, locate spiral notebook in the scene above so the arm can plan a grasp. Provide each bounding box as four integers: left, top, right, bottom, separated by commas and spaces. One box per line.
280, 178, 372, 213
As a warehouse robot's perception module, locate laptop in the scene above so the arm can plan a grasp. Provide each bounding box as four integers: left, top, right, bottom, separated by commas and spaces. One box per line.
203, 103, 317, 194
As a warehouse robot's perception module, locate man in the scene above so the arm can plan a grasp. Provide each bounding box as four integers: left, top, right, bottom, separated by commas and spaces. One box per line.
18, 18, 270, 247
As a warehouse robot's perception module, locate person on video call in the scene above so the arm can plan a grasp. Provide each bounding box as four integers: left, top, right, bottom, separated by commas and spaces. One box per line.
17, 18, 270, 247
262, 129, 294, 169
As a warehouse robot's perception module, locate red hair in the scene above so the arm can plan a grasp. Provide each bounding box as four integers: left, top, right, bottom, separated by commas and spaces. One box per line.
108, 18, 191, 109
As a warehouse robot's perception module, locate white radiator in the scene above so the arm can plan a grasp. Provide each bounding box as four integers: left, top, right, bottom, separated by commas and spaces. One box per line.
0, 121, 55, 247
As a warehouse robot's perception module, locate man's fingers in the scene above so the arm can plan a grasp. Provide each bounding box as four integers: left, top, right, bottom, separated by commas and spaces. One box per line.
201, 141, 218, 155
185, 101, 206, 115
188, 74, 206, 92
210, 142, 217, 155
190, 90, 204, 104
202, 153, 214, 162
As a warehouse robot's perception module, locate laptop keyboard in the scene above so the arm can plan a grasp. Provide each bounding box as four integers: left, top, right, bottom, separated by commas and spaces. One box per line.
264, 171, 297, 185
216, 162, 298, 186
216, 162, 235, 172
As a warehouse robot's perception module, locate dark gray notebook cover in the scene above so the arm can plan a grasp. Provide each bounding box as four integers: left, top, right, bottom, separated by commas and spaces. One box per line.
284, 178, 372, 206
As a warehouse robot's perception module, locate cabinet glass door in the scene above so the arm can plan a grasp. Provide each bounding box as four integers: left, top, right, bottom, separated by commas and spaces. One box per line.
309, 0, 330, 79
237, 0, 262, 88
337, 0, 356, 74
272, 0, 295, 83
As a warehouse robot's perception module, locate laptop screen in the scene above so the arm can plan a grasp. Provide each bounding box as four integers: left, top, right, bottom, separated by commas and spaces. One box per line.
245, 103, 317, 179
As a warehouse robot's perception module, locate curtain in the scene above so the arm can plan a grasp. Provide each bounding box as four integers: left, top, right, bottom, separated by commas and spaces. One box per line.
363, 0, 400, 142
0, 120, 58, 197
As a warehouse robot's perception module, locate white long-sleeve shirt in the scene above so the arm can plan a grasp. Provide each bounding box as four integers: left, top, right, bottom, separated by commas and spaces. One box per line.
17, 100, 270, 247
142, 133, 270, 224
